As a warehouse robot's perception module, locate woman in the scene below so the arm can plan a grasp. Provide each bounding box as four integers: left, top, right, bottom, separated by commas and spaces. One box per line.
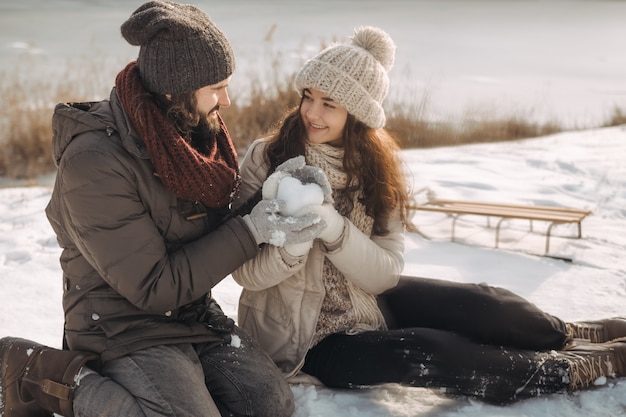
232, 26, 626, 404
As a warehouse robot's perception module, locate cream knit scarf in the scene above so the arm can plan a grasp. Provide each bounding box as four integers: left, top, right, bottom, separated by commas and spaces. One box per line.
305, 143, 387, 336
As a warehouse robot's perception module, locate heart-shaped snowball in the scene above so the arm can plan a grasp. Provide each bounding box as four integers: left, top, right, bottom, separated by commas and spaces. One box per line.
276, 176, 324, 216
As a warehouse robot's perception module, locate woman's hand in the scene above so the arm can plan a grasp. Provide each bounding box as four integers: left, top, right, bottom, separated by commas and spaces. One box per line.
311, 203, 345, 243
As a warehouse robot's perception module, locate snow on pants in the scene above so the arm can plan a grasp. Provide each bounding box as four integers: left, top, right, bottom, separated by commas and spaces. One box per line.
73, 326, 294, 417
301, 276, 572, 404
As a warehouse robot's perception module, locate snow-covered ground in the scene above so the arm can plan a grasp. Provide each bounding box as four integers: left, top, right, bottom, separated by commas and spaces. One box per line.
1, 125, 625, 416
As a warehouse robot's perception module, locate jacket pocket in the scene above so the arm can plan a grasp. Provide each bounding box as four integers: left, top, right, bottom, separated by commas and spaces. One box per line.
239, 286, 291, 328
238, 287, 294, 360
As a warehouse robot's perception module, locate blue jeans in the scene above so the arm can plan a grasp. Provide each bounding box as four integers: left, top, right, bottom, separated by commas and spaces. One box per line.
73, 326, 294, 417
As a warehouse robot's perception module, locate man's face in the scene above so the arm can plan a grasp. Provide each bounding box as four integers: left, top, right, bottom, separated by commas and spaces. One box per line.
195, 76, 232, 125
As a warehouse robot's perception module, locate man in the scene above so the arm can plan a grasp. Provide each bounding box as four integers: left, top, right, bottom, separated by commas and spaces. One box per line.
0, 1, 325, 416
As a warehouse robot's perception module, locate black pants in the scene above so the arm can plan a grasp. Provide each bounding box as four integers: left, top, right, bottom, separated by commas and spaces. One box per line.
302, 276, 571, 404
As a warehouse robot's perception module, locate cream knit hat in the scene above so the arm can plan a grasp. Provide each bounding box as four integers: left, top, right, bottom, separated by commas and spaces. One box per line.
294, 26, 395, 128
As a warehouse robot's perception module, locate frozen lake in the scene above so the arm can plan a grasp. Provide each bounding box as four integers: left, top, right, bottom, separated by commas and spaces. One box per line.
1, 0, 625, 128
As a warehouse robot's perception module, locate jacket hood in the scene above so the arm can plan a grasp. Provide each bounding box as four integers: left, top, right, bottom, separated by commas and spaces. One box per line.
51, 99, 116, 166
51, 87, 145, 166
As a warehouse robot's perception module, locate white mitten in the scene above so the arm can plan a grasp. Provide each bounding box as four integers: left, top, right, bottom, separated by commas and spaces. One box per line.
311, 203, 345, 243
283, 241, 314, 256
262, 170, 290, 200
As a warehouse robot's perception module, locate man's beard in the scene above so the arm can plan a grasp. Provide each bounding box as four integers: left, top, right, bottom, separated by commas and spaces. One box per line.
201, 106, 221, 133
190, 110, 224, 153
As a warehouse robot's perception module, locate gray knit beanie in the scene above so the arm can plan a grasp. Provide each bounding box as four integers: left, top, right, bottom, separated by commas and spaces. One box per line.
294, 26, 395, 129
121, 0, 235, 94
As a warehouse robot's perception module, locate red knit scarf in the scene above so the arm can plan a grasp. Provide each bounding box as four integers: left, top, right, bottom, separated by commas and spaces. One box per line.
115, 61, 240, 208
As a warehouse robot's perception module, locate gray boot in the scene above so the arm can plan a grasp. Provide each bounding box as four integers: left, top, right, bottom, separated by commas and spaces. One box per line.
560, 337, 626, 390
0, 337, 99, 417
566, 317, 626, 343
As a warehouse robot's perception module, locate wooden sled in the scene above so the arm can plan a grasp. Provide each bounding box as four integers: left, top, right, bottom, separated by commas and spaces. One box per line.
409, 198, 592, 254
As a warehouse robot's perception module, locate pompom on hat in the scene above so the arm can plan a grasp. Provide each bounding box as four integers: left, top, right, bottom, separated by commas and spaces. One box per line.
294, 26, 395, 129
121, 0, 235, 94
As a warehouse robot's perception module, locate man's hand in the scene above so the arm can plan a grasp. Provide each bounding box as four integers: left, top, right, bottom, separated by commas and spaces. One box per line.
243, 199, 326, 246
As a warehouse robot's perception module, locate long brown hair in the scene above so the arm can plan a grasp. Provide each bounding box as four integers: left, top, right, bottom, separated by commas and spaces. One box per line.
264, 99, 413, 235
151, 91, 201, 140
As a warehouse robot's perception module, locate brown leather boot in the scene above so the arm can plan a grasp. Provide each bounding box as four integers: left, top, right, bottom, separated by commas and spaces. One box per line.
0, 337, 99, 417
560, 337, 626, 390
566, 317, 626, 343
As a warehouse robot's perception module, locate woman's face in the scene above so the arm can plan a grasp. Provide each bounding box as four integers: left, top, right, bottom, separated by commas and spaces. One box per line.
300, 88, 348, 146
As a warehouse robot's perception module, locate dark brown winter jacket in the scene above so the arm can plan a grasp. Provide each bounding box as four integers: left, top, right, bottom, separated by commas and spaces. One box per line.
46, 88, 259, 362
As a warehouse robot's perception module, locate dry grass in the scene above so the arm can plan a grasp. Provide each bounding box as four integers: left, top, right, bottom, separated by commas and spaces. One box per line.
604, 107, 626, 127
0, 53, 622, 181
222, 56, 301, 155
388, 111, 562, 149
0, 54, 114, 179
0, 70, 59, 179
